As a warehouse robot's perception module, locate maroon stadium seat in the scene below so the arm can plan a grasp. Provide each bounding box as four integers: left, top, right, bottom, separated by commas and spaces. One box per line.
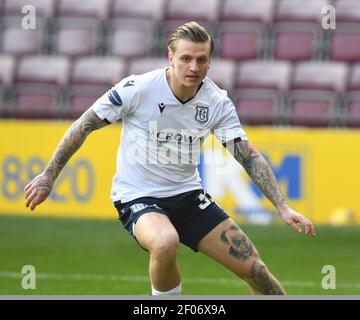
53, 28, 98, 57
271, 22, 322, 61
0, 55, 15, 87
218, 23, 264, 61
335, 0, 360, 23
0, 55, 15, 116
348, 63, 360, 91
3, 0, 56, 19
67, 57, 126, 119
11, 55, 70, 119
287, 61, 349, 126
111, 0, 166, 21
235, 60, 292, 90
128, 58, 169, 76
165, 0, 220, 24
57, 0, 110, 20
220, 0, 275, 24
329, 27, 360, 62
275, 0, 330, 23
54, 0, 107, 55
234, 90, 282, 126
343, 98, 360, 127
107, 28, 153, 59
1, 27, 44, 56
343, 63, 360, 127
292, 61, 349, 92
206, 59, 237, 92
233, 60, 292, 125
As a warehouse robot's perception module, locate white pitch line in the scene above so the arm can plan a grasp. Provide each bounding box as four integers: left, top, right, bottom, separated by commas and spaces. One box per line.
0, 271, 360, 289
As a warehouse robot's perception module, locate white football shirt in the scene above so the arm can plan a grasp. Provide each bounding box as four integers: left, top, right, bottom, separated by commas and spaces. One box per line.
92, 68, 247, 202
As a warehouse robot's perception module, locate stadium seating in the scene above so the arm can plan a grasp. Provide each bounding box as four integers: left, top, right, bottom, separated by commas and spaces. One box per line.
110, 0, 166, 22
1, 27, 44, 56
328, 25, 360, 62
2, 0, 56, 20
219, 0, 274, 24
165, 0, 220, 24
217, 22, 265, 60
270, 22, 323, 61
66, 56, 126, 119
106, 28, 154, 59
0, 55, 15, 87
0, 0, 359, 127
9, 55, 70, 119
52, 27, 98, 57
57, 0, 110, 20
275, 0, 331, 23
287, 61, 349, 126
343, 64, 360, 127
128, 58, 169, 76
206, 58, 237, 92
335, 0, 360, 23
0, 55, 15, 116
233, 60, 292, 125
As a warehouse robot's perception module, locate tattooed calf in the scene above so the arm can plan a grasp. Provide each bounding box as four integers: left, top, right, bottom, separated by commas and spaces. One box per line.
251, 260, 285, 295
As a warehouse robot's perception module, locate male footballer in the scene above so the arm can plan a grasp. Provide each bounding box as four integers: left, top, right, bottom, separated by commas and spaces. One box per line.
24, 22, 316, 295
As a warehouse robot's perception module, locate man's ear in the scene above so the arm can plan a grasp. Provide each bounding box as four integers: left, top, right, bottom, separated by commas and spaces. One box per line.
168, 49, 174, 68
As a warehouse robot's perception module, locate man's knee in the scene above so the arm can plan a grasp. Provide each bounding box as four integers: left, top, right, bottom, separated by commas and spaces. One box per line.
235, 250, 260, 279
150, 232, 179, 261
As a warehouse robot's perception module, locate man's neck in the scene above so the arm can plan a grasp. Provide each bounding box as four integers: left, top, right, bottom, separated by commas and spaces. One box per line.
166, 69, 200, 103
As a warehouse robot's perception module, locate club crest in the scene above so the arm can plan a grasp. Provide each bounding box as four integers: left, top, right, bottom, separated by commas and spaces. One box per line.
195, 105, 209, 123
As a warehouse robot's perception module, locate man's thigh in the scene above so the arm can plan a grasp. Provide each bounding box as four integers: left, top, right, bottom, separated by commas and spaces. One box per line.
114, 199, 178, 251
197, 218, 259, 276
135, 212, 179, 252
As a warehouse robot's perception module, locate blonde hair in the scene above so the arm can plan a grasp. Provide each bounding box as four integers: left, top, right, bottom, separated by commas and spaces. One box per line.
168, 21, 214, 57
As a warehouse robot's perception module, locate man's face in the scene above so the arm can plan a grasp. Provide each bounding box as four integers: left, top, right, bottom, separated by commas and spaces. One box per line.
169, 39, 211, 89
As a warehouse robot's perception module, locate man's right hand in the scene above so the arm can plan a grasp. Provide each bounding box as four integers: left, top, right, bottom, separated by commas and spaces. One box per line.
24, 173, 53, 211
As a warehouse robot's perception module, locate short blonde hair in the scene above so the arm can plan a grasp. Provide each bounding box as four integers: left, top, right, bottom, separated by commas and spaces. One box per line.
168, 21, 214, 57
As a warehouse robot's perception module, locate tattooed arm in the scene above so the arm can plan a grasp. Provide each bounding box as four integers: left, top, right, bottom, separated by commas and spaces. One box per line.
24, 109, 109, 210
226, 138, 316, 237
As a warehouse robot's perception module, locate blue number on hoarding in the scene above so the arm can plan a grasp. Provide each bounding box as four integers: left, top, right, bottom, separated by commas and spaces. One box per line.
2, 156, 23, 200
1, 156, 94, 203
26, 157, 45, 181
71, 159, 94, 202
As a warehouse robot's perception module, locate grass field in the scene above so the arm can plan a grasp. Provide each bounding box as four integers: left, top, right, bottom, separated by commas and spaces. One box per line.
0, 214, 359, 295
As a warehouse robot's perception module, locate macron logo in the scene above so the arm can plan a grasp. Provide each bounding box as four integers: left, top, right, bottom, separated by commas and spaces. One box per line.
108, 89, 123, 106
158, 103, 166, 114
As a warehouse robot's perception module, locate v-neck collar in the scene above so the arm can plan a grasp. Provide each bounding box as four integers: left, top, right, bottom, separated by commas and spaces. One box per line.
163, 68, 205, 105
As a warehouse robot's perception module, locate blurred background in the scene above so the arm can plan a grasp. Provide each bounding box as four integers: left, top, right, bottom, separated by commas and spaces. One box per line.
0, 0, 360, 295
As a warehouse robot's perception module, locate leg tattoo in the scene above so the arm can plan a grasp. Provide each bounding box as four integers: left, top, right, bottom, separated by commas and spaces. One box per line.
220, 224, 254, 261
250, 260, 285, 295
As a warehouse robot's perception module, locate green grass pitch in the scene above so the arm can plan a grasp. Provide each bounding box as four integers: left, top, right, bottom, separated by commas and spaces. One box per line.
0, 214, 359, 295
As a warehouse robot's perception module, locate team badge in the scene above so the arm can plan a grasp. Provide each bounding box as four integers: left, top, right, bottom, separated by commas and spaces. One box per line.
195, 105, 209, 123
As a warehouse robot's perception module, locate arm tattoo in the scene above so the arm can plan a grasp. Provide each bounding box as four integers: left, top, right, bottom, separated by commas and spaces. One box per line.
220, 224, 254, 261
230, 140, 286, 210
44, 109, 108, 180
251, 260, 285, 295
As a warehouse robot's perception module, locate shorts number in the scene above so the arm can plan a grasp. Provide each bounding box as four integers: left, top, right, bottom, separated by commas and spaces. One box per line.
198, 192, 212, 210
